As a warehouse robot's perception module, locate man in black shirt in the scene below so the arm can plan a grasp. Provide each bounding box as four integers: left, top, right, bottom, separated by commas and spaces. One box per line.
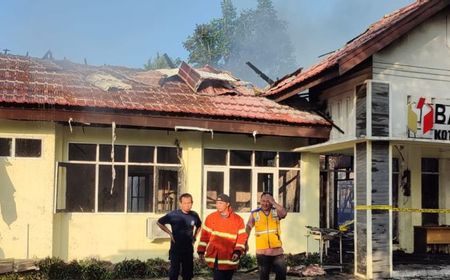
157, 193, 202, 280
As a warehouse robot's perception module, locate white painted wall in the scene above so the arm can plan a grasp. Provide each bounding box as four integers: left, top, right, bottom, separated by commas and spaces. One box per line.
374, 10, 450, 139
372, 10, 450, 252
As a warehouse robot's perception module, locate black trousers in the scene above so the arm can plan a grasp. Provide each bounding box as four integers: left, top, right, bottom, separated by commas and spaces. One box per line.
256, 254, 286, 280
213, 258, 235, 280
169, 250, 194, 280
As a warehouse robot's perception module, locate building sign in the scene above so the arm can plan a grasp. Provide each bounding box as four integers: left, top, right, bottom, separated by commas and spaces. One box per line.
407, 96, 450, 140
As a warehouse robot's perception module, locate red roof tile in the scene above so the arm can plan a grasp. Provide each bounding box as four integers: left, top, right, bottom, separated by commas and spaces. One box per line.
265, 0, 448, 99
0, 55, 329, 126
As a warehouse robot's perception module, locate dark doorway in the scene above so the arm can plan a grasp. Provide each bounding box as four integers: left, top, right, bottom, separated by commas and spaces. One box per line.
421, 158, 439, 226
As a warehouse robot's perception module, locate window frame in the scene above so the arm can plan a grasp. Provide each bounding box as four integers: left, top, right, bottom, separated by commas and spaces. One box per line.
56, 142, 181, 214
203, 149, 301, 213
0, 136, 42, 159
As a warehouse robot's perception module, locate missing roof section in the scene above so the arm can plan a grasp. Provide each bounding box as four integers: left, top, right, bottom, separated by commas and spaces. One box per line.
86, 73, 132, 92
177, 62, 238, 95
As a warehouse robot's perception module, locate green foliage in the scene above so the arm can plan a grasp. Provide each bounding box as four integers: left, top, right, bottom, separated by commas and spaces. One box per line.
144, 258, 169, 278
239, 254, 257, 270
113, 259, 147, 279
193, 257, 210, 276
47, 260, 81, 280
0, 273, 18, 280
183, 20, 229, 67
79, 258, 113, 280
36, 257, 63, 275
183, 0, 295, 86
0, 271, 45, 280
144, 52, 181, 70
285, 252, 320, 267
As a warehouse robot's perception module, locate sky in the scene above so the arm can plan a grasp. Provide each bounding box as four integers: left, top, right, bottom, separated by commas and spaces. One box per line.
0, 0, 413, 72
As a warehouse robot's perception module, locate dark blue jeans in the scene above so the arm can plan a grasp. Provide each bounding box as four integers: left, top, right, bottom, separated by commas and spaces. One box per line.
256, 254, 286, 280
169, 250, 193, 280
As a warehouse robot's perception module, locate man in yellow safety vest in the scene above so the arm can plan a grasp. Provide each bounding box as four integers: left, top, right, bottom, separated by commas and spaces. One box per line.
246, 192, 287, 280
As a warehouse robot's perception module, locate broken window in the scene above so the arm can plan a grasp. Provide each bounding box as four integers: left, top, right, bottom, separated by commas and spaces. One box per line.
157, 147, 180, 164
203, 149, 301, 212
15, 138, 41, 157
0, 138, 12, 156
279, 152, 300, 168
230, 169, 251, 212
0, 137, 41, 158
57, 144, 181, 213
257, 172, 274, 198
230, 150, 251, 166
98, 165, 125, 212
204, 149, 227, 165
63, 163, 96, 212
99, 145, 126, 162
69, 143, 96, 161
255, 151, 276, 167
156, 167, 179, 212
206, 171, 224, 209
129, 146, 154, 163
278, 170, 300, 212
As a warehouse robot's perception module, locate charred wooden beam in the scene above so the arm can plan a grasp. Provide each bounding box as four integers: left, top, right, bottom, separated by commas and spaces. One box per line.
246, 61, 274, 85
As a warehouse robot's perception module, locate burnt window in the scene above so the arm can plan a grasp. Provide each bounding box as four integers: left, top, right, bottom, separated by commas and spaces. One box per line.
59, 143, 181, 213
230, 169, 251, 212
64, 163, 95, 212
230, 150, 251, 166
0, 138, 12, 156
203, 149, 301, 213
15, 139, 41, 157
279, 152, 300, 168
69, 143, 96, 161
279, 170, 300, 212
255, 151, 276, 167
99, 145, 126, 162
206, 171, 224, 209
204, 149, 227, 165
156, 168, 179, 212
98, 165, 125, 212
129, 146, 154, 163
157, 147, 179, 164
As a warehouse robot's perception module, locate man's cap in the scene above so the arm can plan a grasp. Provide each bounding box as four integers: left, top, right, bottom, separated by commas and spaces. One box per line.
216, 194, 231, 203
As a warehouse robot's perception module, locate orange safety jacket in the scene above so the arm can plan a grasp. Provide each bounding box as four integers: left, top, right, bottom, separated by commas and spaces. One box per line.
197, 208, 248, 270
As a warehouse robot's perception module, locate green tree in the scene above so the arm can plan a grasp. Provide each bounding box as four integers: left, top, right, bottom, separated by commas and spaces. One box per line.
144, 52, 181, 70
183, 20, 227, 67
183, 0, 295, 86
183, 0, 236, 67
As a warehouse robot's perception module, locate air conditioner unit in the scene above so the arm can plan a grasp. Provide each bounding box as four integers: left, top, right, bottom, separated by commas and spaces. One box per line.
146, 218, 170, 240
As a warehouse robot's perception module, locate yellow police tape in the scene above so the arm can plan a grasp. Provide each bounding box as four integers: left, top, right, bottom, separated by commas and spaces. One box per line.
355, 205, 450, 214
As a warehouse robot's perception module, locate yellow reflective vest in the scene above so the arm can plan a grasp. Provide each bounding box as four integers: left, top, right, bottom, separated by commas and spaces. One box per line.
252, 208, 282, 249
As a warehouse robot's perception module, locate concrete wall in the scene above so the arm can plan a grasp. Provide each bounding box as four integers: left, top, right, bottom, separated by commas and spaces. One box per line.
373, 9, 450, 252
374, 9, 450, 138
0, 120, 56, 259
1, 121, 320, 261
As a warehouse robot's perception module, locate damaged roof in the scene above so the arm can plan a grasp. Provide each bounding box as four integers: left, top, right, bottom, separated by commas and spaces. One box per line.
265, 0, 450, 101
0, 54, 330, 137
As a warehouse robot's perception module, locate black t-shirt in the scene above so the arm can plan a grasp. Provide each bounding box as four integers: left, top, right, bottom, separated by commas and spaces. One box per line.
158, 209, 202, 252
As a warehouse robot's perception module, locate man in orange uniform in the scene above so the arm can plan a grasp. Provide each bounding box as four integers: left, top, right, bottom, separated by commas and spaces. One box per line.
197, 194, 248, 280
